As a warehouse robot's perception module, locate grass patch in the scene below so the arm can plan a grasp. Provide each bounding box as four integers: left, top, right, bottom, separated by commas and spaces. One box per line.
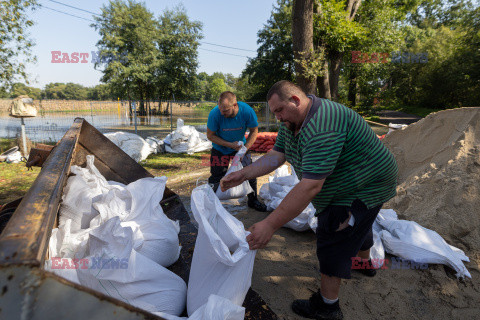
0, 138, 16, 153
377, 105, 442, 118
0, 136, 210, 205
141, 152, 210, 177
193, 102, 216, 110
0, 162, 40, 204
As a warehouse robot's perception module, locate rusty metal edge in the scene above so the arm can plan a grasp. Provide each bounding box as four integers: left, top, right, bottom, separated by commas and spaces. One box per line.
0, 118, 82, 266
42, 269, 167, 320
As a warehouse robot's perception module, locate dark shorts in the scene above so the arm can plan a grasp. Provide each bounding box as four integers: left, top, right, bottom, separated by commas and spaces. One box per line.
316, 199, 382, 279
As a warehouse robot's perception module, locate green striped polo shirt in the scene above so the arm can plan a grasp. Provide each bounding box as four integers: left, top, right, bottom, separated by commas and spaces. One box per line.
273, 95, 398, 215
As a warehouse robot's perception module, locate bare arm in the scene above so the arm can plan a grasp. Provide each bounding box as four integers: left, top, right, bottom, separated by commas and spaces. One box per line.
220, 150, 286, 192
245, 127, 258, 150
247, 177, 325, 249
206, 128, 240, 150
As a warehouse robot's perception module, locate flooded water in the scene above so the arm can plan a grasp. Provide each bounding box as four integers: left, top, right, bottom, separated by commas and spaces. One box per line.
0, 108, 278, 143
0, 107, 387, 143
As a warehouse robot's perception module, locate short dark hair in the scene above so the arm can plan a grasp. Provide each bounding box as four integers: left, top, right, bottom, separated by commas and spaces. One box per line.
266, 80, 306, 101
218, 91, 236, 105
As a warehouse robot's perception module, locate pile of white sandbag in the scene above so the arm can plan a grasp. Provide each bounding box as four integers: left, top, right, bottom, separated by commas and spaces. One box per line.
259, 165, 317, 232
371, 209, 471, 278
164, 119, 212, 154
46, 155, 186, 316
104, 131, 155, 162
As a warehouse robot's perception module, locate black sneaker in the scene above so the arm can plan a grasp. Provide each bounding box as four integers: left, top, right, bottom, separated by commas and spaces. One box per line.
352, 259, 377, 277
291, 291, 343, 320
247, 197, 267, 212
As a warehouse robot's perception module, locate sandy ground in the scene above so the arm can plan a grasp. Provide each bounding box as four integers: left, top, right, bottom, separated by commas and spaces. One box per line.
169, 108, 480, 319
171, 174, 480, 320
169, 164, 480, 320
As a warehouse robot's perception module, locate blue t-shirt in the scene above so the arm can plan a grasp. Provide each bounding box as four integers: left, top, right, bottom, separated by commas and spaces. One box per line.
207, 101, 259, 154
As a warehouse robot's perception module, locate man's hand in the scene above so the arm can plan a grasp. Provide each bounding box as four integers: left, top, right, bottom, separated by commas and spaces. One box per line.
246, 220, 276, 250
220, 170, 246, 192
229, 141, 242, 151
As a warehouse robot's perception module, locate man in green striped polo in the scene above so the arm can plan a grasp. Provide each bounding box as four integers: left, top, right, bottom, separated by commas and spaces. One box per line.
220, 80, 398, 320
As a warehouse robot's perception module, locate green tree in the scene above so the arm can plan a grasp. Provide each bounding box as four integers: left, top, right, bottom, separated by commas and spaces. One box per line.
92, 1, 202, 112
42, 82, 89, 100
385, 1, 480, 109
0, 0, 38, 89
92, 0, 161, 114
206, 78, 227, 101
9, 82, 41, 99
42, 83, 66, 99
242, 0, 295, 100
155, 5, 203, 100
87, 83, 114, 100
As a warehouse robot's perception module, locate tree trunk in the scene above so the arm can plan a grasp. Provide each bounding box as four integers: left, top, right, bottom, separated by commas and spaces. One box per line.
348, 67, 357, 107
329, 51, 344, 101
317, 59, 331, 99
292, 0, 316, 94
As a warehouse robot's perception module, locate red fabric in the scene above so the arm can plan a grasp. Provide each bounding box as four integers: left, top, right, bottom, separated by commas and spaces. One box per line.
245, 132, 278, 152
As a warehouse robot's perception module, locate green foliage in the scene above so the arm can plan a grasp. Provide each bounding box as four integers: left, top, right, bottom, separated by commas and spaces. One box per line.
0, 0, 38, 89
92, 1, 202, 102
42, 82, 89, 100
314, 0, 367, 53
241, 0, 294, 100
9, 82, 41, 99
383, 1, 480, 109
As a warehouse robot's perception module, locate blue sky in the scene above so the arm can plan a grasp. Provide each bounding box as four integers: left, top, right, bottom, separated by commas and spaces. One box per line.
27, 0, 277, 89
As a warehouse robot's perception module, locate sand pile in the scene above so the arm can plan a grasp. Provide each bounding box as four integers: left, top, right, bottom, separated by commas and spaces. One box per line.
383, 107, 480, 254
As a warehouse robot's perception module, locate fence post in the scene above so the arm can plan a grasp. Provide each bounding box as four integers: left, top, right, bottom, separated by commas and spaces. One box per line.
266, 102, 270, 131
133, 101, 138, 134
170, 94, 175, 132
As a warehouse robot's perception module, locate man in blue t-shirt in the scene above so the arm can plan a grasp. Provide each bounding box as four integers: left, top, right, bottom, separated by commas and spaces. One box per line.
206, 91, 267, 211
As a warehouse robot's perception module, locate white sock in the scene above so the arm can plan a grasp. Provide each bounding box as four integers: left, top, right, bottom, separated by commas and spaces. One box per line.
321, 294, 339, 304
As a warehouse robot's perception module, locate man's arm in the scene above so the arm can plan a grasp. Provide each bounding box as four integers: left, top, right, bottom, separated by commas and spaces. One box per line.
206, 128, 241, 151
246, 177, 325, 250
220, 150, 286, 191
245, 127, 258, 150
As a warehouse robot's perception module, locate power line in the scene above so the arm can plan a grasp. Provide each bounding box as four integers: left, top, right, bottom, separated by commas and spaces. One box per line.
39, 2, 268, 60
40, 4, 96, 22
44, 0, 259, 54
47, 0, 100, 16
200, 41, 257, 53
199, 48, 271, 61
198, 47, 253, 58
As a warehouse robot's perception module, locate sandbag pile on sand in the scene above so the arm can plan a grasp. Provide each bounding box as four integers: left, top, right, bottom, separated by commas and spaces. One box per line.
383, 107, 480, 256
247, 132, 277, 152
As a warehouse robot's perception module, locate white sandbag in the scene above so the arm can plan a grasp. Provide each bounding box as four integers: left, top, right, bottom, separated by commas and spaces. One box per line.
89, 176, 181, 267
164, 119, 212, 154
215, 142, 253, 200
104, 131, 154, 162
146, 136, 165, 154
5, 150, 22, 163
376, 209, 470, 278
44, 258, 81, 284
49, 219, 90, 259
188, 185, 256, 316
60, 155, 119, 230
369, 209, 398, 265
122, 219, 181, 267
154, 294, 245, 320
259, 165, 317, 232
77, 217, 187, 316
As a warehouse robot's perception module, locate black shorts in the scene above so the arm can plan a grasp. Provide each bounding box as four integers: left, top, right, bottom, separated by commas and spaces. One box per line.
316, 199, 382, 279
